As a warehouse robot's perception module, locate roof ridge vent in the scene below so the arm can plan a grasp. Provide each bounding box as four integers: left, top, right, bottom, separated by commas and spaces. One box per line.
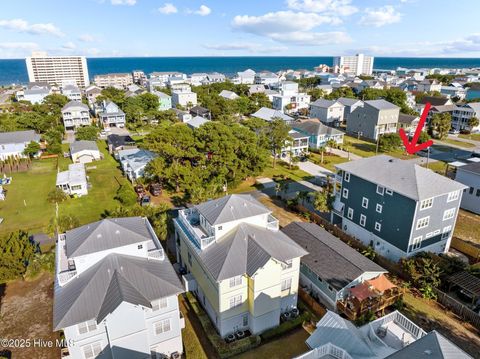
115, 229, 120, 235
96, 233, 102, 238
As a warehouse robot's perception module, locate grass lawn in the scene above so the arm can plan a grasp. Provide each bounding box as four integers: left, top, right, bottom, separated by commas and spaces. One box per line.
438, 138, 476, 148
402, 292, 480, 357
423, 160, 447, 174
0, 140, 131, 236
459, 133, 480, 141
454, 209, 480, 245
235, 327, 309, 359
308, 151, 349, 172
58, 141, 131, 225
343, 135, 414, 160
0, 159, 57, 236
231, 160, 312, 194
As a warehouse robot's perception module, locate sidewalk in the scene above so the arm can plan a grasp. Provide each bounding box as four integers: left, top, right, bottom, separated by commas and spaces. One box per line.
329, 147, 362, 160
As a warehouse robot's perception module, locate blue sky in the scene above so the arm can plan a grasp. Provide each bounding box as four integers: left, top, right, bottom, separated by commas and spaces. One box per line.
1, 0, 480, 58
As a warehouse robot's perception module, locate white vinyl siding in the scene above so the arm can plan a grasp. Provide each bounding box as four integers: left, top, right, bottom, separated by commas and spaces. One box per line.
281, 278, 292, 291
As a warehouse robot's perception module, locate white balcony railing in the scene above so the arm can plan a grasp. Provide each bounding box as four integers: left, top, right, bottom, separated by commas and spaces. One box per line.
147, 248, 164, 260
177, 209, 215, 251
294, 343, 353, 359
58, 270, 77, 285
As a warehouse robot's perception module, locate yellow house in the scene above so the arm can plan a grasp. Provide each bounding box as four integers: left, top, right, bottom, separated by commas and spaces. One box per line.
173, 194, 307, 337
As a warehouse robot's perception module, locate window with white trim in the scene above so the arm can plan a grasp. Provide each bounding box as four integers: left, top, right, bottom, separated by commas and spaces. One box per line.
229, 276, 242, 288
441, 226, 452, 240
425, 232, 433, 239
420, 198, 433, 210
229, 295, 242, 309
152, 297, 168, 311
82, 342, 102, 359
374, 222, 381, 232
78, 319, 97, 335
411, 236, 422, 251
360, 214, 366, 227
154, 319, 171, 335
416, 216, 430, 229
447, 191, 459, 202
344, 172, 350, 182
433, 229, 440, 236
347, 207, 353, 219
282, 259, 293, 270
443, 208, 455, 220
281, 278, 292, 291
342, 188, 349, 199
376, 203, 383, 213
385, 189, 393, 195
376, 185, 384, 195
362, 197, 369, 209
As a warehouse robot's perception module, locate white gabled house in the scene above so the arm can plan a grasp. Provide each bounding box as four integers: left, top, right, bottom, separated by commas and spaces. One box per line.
53, 217, 185, 359
70, 140, 102, 164
0, 130, 42, 160
56, 163, 89, 197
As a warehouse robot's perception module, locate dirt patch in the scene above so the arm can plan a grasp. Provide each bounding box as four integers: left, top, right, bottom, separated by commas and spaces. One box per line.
257, 195, 305, 227
0, 273, 60, 359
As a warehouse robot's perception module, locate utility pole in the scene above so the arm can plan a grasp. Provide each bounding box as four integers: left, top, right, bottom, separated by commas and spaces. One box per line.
376, 134, 381, 154
426, 147, 430, 168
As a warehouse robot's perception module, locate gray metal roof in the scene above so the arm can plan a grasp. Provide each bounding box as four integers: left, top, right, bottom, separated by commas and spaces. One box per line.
310, 99, 342, 108
53, 253, 184, 330
65, 217, 154, 257
0, 130, 40, 145
70, 140, 99, 154
198, 222, 308, 281
398, 113, 419, 125
336, 155, 467, 201
292, 120, 344, 137
457, 161, 480, 175
386, 331, 472, 359
62, 100, 89, 111
305, 311, 375, 357
195, 194, 271, 225
365, 99, 399, 111
337, 97, 362, 107
282, 222, 385, 290
252, 107, 293, 122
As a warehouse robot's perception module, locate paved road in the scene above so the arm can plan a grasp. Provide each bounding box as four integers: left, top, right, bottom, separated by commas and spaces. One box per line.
329, 148, 362, 161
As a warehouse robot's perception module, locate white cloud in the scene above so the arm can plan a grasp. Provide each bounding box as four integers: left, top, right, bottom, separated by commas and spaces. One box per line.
232, 11, 341, 34
0, 19, 64, 37
359, 6, 402, 27
111, 0, 136, 5
231, 11, 348, 46
194, 5, 211, 16
286, 0, 358, 16
78, 34, 97, 42
203, 42, 288, 53
0, 42, 39, 59
62, 41, 76, 50
158, 3, 178, 14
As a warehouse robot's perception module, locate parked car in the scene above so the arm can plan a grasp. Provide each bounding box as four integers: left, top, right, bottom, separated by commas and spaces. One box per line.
449, 129, 460, 135
148, 183, 162, 196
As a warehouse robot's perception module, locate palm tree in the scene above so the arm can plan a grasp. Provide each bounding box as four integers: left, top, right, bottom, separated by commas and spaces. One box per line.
274, 183, 281, 198
296, 191, 310, 206
326, 139, 337, 154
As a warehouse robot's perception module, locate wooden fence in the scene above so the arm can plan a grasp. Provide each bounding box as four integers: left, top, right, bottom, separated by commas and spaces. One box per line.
450, 237, 480, 263
433, 288, 480, 331
299, 288, 327, 318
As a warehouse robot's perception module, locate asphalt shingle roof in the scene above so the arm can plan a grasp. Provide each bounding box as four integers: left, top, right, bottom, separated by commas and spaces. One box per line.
282, 222, 385, 290
0, 130, 40, 145
336, 155, 467, 201
70, 140, 99, 154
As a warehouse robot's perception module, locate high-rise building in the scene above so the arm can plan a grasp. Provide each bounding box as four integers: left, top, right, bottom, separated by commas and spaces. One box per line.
26, 52, 90, 87
333, 54, 374, 76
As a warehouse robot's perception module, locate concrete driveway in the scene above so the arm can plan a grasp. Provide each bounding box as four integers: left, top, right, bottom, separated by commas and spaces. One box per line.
297, 160, 334, 178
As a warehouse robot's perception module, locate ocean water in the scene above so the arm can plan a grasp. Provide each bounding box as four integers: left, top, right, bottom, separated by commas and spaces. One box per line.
2, 56, 480, 85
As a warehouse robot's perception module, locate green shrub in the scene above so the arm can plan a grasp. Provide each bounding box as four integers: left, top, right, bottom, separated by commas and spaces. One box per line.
185, 292, 261, 358
25, 251, 55, 278
260, 311, 310, 341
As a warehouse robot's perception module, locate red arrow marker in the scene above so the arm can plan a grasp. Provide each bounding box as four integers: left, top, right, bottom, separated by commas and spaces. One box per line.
399, 102, 434, 154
